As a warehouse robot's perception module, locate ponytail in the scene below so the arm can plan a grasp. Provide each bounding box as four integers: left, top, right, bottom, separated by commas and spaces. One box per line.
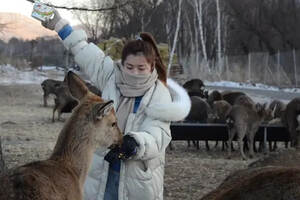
139, 32, 167, 84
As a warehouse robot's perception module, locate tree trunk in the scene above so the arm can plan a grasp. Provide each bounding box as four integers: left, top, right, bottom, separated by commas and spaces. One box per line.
167, 0, 182, 76
293, 48, 298, 87
195, 0, 208, 63
0, 137, 6, 174
216, 0, 222, 74
248, 52, 251, 82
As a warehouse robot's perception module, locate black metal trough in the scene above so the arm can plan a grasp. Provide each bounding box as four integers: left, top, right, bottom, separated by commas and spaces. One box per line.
170, 122, 290, 143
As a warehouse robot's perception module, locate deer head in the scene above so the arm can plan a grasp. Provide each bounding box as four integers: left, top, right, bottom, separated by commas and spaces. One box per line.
66, 71, 123, 149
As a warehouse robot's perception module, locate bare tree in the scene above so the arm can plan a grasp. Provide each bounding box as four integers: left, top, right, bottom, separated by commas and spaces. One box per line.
167, 0, 182, 75
72, 0, 110, 43
194, 0, 208, 62
216, 0, 223, 74
24, 0, 133, 12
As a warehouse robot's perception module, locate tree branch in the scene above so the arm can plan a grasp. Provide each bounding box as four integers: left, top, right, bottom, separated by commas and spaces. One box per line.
24, 0, 133, 12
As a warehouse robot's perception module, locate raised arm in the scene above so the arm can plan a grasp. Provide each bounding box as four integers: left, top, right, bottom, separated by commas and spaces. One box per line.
40, 9, 114, 91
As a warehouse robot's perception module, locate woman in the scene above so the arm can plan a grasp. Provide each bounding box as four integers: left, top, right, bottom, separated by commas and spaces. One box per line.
40, 9, 191, 200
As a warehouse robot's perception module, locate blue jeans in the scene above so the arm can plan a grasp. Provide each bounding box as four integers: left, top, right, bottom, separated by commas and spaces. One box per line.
104, 168, 120, 200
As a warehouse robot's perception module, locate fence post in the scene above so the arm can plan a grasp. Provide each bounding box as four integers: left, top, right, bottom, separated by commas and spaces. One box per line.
225, 55, 229, 81
264, 54, 269, 84
293, 48, 298, 87
248, 52, 251, 82
277, 50, 281, 86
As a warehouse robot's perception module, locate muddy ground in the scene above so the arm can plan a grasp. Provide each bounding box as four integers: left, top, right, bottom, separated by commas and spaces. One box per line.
0, 82, 291, 200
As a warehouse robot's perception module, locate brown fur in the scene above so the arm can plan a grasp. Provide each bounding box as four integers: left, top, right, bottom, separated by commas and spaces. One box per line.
212, 100, 232, 123
227, 103, 269, 160
201, 166, 300, 200
233, 94, 256, 110
211, 100, 232, 151
0, 71, 123, 200
221, 91, 246, 105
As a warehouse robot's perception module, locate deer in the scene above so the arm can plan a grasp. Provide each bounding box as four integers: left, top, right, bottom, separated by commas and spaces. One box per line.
211, 100, 232, 151
0, 71, 123, 200
227, 102, 270, 160
221, 91, 246, 105
201, 165, 300, 200
52, 77, 102, 123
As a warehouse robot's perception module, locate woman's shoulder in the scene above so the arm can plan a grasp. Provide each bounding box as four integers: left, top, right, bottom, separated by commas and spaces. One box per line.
151, 80, 172, 103
145, 79, 191, 122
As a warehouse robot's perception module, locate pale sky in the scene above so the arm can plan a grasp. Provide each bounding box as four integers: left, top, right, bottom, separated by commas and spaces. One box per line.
0, 0, 80, 25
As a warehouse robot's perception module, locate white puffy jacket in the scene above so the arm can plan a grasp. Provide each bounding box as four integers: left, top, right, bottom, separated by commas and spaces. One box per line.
62, 30, 191, 200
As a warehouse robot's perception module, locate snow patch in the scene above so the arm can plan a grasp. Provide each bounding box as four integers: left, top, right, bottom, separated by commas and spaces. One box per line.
0, 64, 65, 85
205, 80, 300, 93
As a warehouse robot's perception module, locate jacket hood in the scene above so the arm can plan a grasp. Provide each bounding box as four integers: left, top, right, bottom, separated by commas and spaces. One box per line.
145, 78, 191, 122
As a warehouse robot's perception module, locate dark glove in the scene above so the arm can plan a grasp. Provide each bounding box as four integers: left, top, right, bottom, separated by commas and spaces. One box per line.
104, 146, 122, 164
120, 135, 139, 159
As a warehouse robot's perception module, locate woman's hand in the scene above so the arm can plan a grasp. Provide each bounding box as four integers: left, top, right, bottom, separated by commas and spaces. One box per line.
120, 135, 138, 159
41, 9, 69, 32
104, 146, 122, 164
104, 135, 139, 164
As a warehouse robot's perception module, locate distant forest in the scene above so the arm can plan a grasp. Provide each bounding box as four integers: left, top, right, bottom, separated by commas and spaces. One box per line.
1, 0, 300, 86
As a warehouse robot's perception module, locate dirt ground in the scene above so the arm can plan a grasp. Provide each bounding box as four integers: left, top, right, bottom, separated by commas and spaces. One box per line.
0, 83, 276, 199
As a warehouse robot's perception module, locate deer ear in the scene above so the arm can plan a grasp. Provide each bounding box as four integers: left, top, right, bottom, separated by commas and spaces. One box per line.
94, 100, 114, 120
66, 71, 89, 101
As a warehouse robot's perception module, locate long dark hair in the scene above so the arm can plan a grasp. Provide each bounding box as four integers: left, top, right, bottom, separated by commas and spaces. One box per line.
121, 32, 167, 84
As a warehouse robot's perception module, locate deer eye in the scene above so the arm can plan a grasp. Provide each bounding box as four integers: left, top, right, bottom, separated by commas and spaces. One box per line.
112, 122, 117, 127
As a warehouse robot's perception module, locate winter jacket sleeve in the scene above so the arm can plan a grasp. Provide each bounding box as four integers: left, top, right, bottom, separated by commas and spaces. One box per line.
127, 119, 171, 160
126, 79, 190, 161
62, 29, 115, 91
